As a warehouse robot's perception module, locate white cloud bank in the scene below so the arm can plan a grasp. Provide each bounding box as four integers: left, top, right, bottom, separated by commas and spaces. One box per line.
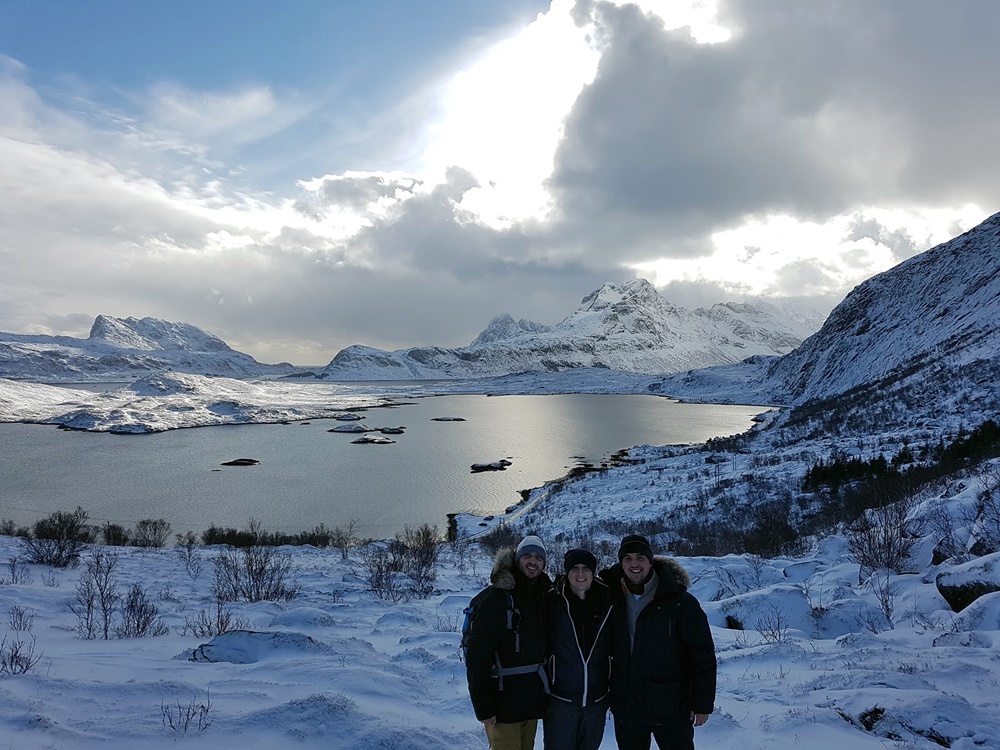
1, 1, 997, 363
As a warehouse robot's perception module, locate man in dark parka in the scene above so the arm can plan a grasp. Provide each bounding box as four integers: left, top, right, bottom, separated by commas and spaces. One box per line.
466, 535, 552, 750
600, 534, 716, 750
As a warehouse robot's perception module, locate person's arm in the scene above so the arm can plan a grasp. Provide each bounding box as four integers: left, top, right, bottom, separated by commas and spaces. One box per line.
465, 589, 506, 721
680, 594, 717, 718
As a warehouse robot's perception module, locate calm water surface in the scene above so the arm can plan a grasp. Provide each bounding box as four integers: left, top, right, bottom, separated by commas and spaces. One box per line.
0, 394, 763, 540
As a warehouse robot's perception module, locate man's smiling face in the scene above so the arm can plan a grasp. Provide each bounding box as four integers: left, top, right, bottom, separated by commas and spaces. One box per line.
622, 552, 651, 586
518, 551, 545, 579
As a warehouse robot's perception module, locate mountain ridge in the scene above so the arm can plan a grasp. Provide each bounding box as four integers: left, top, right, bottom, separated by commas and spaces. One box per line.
319, 279, 823, 381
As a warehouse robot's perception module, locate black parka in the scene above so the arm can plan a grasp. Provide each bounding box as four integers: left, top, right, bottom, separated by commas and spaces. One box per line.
600, 556, 716, 725
465, 547, 552, 723
544, 575, 614, 707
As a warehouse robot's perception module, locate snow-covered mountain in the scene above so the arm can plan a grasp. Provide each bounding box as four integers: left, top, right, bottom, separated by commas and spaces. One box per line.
766, 211, 1000, 402
0, 315, 298, 382
655, 210, 1000, 426
319, 279, 823, 380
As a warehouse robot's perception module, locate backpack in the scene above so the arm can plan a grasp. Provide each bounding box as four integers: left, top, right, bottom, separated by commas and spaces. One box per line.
460, 586, 519, 663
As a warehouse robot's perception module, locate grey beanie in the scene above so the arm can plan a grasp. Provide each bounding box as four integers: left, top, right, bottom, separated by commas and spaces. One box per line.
515, 535, 546, 562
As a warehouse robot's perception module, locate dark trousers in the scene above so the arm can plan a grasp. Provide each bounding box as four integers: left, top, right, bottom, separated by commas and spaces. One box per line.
543, 698, 607, 750
612, 713, 694, 750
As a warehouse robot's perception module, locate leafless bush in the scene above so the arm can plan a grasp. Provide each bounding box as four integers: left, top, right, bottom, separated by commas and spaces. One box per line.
20, 506, 95, 567
161, 692, 213, 734
330, 519, 360, 560
359, 543, 409, 603
0, 634, 42, 675
927, 503, 966, 564
69, 549, 120, 639
116, 583, 169, 637
133, 519, 172, 548
181, 592, 249, 637
968, 462, 1000, 552
397, 524, 441, 598
871, 570, 897, 629
846, 496, 922, 583
8, 604, 35, 632
102, 522, 131, 546
212, 520, 297, 603
3, 557, 32, 585
755, 603, 791, 644
175, 531, 203, 581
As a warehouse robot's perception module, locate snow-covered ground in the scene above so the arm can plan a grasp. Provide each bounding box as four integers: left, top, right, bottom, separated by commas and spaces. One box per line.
2, 459, 999, 749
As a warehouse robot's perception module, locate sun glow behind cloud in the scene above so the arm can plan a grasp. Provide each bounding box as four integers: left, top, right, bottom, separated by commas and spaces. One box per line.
629, 204, 988, 300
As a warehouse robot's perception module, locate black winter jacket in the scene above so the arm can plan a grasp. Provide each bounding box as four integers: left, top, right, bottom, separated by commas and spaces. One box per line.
544, 575, 614, 707
600, 556, 716, 725
465, 548, 552, 723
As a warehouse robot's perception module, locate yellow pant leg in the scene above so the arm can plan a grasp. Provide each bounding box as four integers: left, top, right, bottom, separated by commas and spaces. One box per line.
484, 719, 538, 750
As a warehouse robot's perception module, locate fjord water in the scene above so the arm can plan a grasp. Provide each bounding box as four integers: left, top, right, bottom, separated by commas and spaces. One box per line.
0, 394, 763, 540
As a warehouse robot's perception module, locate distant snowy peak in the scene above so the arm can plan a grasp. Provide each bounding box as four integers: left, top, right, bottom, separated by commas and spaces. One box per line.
89, 315, 232, 352
0, 316, 296, 382
469, 315, 552, 346
320, 278, 818, 380
766, 210, 1000, 402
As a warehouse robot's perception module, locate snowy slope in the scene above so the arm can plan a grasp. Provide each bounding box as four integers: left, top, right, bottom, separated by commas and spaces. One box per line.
319, 279, 822, 380
0, 316, 300, 382
764, 211, 1000, 403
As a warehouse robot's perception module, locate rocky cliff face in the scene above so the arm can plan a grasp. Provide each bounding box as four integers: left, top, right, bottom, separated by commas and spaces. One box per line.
319, 279, 822, 380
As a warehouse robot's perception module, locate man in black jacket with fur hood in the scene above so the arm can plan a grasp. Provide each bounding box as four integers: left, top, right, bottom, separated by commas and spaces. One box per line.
600, 534, 716, 750
465, 535, 553, 750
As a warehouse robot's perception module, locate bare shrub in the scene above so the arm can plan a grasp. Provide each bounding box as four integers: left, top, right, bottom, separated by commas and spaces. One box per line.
181, 594, 249, 637
0, 634, 42, 675
478, 522, 521, 556
969, 462, 1000, 552
755, 603, 791, 644
8, 604, 35, 632
161, 692, 213, 734
330, 519, 360, 560
20, 506, 95, 567
397, 524, 441, 599
175, 531, 203, 581
211, 519, 297, 603
133, 519, 172, 548
3, 557, 32, 585
102, 522, 131, 546
359, 543, 409, 603
846, 496, 922, 583
0, 519, 30, 538
116, 583, 169, 638
69, 549, 120, 639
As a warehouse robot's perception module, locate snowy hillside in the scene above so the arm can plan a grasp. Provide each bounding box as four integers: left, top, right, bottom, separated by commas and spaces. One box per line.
318, 279, 823, 380
0, 316, 300, 382
765, 211, 1000, 403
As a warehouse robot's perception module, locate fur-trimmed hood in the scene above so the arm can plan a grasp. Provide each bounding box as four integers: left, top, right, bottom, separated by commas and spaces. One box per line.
599, 554, 691, 592
490, 547, 517, 590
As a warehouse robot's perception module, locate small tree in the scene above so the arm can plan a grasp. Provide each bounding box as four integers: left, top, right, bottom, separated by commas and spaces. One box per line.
116, 583, 169, 637
102, 522, 131, 546
133, 519, 172, 548
21, 507, 95, 567
331, 519, 360, 560
212, 519, 297, 603
846, 495, 921, 583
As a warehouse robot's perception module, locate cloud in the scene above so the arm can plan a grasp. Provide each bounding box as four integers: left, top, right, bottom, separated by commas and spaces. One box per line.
546, 0, 1000, 260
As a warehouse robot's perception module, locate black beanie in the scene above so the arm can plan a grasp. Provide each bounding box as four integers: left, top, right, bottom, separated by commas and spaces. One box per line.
563, 548, 597, 574
617, 534, 654, 562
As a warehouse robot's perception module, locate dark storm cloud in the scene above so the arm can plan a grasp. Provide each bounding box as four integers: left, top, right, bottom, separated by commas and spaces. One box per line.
549, 0, 1000, 261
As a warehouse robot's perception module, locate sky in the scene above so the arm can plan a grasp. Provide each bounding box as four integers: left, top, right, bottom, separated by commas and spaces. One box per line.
1, 0, 998, 365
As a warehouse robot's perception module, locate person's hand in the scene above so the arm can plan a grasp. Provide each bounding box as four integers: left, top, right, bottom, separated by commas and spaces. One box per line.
482, 716, 497, 728
691, 713, 710, 727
